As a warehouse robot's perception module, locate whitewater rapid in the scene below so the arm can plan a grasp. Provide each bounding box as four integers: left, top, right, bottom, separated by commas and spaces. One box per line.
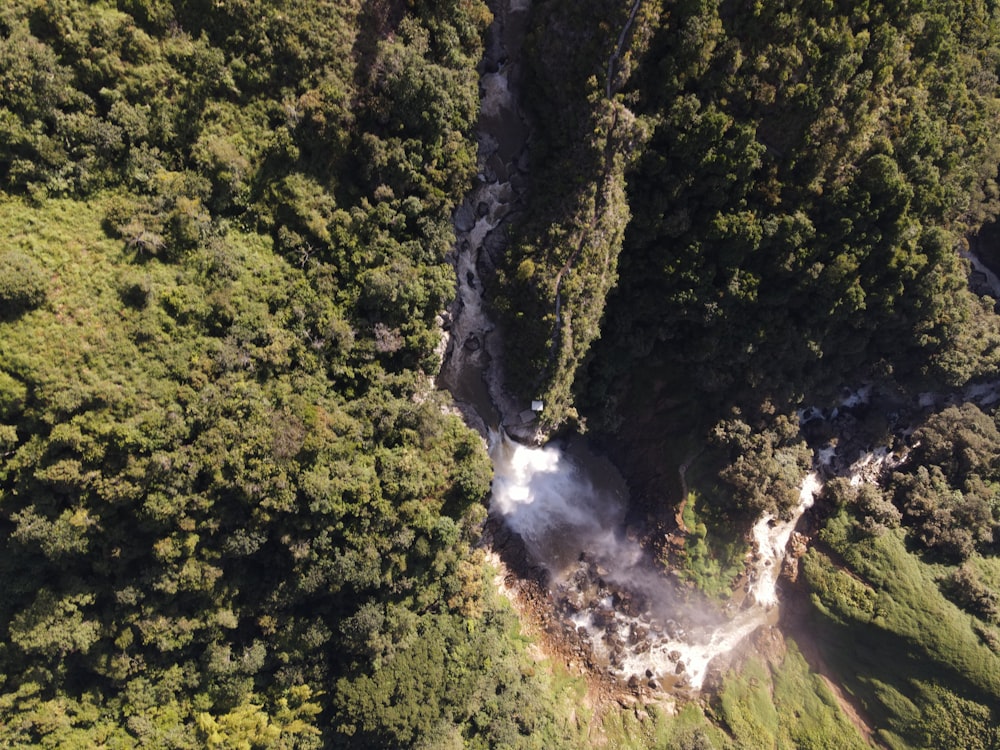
489, 432, 822, 691
747, 472, 821, 608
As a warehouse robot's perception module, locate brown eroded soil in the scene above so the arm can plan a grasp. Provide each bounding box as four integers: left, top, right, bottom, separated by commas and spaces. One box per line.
481, 518, 680, 733
484, 506, 888, 748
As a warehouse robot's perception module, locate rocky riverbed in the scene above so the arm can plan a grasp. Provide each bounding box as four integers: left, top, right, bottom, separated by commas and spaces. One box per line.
436, 0, 541, 442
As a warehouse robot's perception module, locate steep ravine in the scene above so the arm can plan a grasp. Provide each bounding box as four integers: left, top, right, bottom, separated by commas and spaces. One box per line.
441, 0, 1000, 713
437, 0, 541, 442
439, 0, 825, 701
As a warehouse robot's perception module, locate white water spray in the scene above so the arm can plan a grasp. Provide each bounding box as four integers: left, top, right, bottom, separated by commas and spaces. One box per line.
747, 472, 821, 609
489, 432, 637, 574
490, 432, 821, 691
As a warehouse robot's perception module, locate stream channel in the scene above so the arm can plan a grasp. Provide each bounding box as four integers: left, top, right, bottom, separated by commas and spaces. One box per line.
435, 0, 828, 695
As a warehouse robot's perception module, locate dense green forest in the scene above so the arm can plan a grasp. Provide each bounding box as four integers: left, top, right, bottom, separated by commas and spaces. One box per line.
499, 0, 1000, 428
0, 0, 587, 745
6, 0, 1000, 747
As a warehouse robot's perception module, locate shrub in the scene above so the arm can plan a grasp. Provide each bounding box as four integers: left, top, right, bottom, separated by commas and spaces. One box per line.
942, 564, 1000, 623
0, 250, 46, 316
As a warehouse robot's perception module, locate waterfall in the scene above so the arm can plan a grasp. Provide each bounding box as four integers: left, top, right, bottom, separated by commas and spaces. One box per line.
489, 431, 637, 576
489, 430, 822, 692
747, 472, 821, 609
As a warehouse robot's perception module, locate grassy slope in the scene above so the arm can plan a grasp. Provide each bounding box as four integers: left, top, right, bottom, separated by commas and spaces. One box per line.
805, 512, 1000, 749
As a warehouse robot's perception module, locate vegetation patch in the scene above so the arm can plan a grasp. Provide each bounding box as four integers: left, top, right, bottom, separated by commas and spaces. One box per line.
677, 491, 746, 600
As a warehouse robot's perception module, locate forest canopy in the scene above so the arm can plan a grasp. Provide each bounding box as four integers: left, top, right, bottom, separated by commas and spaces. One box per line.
0, 0, 585, 746
490, 0, 1000, 430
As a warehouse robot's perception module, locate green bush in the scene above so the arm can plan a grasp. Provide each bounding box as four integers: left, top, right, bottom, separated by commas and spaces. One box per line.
0, 250, 46, 316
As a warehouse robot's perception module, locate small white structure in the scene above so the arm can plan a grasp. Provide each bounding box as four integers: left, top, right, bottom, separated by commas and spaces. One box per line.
531, 400, 544, 412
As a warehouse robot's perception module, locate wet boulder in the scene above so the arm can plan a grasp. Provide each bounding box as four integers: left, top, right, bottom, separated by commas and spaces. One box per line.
454, 203, 476, 232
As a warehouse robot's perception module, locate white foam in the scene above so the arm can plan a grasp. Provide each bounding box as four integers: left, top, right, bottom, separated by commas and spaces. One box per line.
490, 434, 824, 692
747, 472, 820, 608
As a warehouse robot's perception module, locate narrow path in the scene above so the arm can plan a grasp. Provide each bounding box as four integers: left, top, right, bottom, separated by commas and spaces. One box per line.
606, 0, 644, 98
782, 602, 886, 748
